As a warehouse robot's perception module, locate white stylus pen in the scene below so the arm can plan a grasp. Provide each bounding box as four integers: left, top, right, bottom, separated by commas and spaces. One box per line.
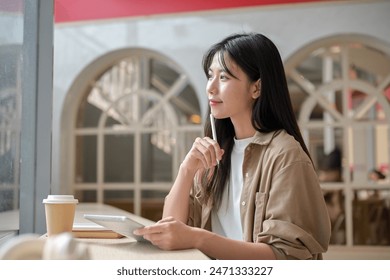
210, 114, 219, 166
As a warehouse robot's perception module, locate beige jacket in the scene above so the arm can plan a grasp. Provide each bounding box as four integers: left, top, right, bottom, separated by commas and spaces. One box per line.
188, 130, 331, 259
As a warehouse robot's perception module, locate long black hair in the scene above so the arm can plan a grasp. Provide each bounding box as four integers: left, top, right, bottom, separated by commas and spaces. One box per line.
201, 33, 311, 208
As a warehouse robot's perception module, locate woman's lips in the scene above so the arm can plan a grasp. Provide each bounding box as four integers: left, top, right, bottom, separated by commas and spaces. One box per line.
209, 99, 221, 106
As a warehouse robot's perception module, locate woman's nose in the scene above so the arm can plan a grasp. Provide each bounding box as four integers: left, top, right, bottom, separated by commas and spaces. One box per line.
207, 79, 217, 95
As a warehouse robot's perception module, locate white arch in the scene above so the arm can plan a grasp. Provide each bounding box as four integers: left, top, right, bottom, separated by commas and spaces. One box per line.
59, 48, 201, 216
285, 33, 390, 247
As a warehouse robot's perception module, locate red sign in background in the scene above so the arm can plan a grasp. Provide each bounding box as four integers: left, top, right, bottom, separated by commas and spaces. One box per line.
54, 0, 332, 23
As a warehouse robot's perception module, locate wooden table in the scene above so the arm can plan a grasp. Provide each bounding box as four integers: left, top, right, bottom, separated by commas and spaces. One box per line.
73, 203, 209, 260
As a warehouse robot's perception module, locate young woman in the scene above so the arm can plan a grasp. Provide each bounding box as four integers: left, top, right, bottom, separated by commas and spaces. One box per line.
134, 33, 331, 260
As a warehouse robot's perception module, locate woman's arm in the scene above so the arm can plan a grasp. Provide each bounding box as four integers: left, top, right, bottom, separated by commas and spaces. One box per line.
194, 227, 276, 260
162, 164, 197, 223
134, 217, 276, 260
163, 136, 223, 222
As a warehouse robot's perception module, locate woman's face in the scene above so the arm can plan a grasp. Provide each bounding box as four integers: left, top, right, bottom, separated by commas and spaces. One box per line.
207, 53, 259, 123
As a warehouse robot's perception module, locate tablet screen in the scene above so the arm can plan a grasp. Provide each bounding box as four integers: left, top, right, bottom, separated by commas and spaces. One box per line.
83, 214, 147, 242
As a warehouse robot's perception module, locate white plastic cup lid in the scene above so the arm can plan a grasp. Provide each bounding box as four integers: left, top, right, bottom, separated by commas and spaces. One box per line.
42, 195, 78, 204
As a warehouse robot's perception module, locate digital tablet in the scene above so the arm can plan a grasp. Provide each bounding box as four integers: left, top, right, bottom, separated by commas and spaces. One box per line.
83, 214, 147, 242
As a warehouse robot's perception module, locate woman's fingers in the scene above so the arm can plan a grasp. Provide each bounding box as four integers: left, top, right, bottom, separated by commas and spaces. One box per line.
194, 137, 214, 167
134, 217, 175, 238
133, 222, 170, 247
180, 136, 222, 172
133, 218, 194, 250
134, 224, 163, 236
193, 137, 220, 168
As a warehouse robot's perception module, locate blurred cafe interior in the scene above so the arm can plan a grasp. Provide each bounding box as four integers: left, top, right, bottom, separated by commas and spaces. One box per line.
1, 0, 390, 259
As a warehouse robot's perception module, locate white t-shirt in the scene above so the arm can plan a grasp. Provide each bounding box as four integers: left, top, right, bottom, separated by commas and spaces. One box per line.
211, 135, 255, 240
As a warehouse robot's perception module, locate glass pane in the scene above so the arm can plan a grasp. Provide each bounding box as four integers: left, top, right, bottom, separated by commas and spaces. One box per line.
176, 130, 202, 162
385, 85, 390, 107
308, 89, 341, 121
348, 126, 388, 184
353, 194, 390, 245
151, 59, 179, 86
74, 190, 97, 202
104, 134, 134, 182
287, 77, 310, 119
326, 189, 346, 245
296, 52, 322, 87
347, 87, 388, 122
104, 98, 135, 128
76, 92, 101, 128
105, 114, 122, 127
141, 190, 167, 222
75, 135, 97, 183
142, 101, 176, 131
306, 128, 343, 180
349, 44, 390, 87
141, 133, 172, 182
0, 1, 23, 218
104, 190, 133, 213
171, 85, 201, 125
0, 51, 20, 211
310, 103, 325, 120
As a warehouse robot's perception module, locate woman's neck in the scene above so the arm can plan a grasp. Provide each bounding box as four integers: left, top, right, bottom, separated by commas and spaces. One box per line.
231, 115, 256, 139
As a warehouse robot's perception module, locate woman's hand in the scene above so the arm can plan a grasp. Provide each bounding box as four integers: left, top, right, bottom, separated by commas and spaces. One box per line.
181, 137, 224, 172
133, 216, 200, 251
134, 217, 277, 259
160, 137, 223, 223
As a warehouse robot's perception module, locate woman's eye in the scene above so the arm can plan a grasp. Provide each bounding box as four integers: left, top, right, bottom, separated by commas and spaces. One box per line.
220, 74, 228, 80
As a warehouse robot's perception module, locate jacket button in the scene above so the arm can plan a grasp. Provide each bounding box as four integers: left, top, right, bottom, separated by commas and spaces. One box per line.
245, 173, 249, 178
241, 201, 246, 206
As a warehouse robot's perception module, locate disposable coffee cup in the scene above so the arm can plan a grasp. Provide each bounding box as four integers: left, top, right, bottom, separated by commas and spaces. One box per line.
42, 195, 78, 237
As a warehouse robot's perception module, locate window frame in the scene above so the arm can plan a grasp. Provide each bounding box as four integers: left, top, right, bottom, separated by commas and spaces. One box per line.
19, 0, 54, 234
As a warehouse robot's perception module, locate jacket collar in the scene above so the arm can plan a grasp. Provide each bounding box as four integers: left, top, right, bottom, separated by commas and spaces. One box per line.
251, 130, 280, 146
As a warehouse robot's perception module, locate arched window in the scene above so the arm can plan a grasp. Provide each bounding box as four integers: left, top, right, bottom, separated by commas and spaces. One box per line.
62, 49, 202, 220
285, 35, 390, 247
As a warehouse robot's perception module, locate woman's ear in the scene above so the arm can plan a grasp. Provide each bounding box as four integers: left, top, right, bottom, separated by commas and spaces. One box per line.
251, 79, 261, 99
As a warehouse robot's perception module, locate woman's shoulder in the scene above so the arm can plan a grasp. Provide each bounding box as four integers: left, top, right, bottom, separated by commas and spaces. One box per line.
254, 130, 309, 162
273, 130, 299, 146
253, 129, 297, 148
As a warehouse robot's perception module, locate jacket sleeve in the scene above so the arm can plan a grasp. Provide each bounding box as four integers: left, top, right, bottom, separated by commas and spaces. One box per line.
256, 157, 331, 259
187, 172, 203, 228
